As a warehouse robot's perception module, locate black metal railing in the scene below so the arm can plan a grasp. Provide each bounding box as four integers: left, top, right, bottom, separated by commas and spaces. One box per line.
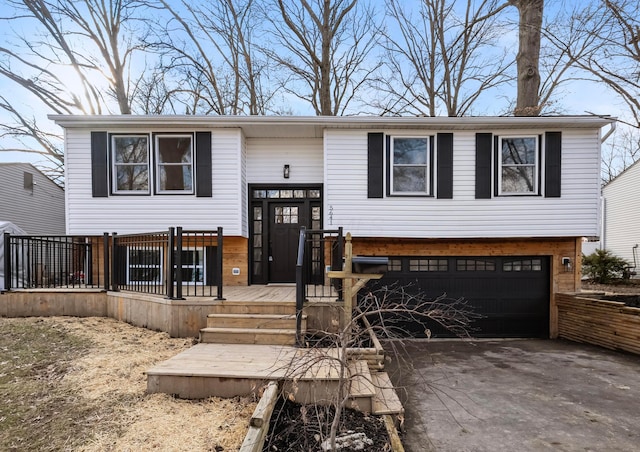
3, 234, 106, 290
295, 226, 343, 344
111, 227, 224, 299
3, 227, 224, 299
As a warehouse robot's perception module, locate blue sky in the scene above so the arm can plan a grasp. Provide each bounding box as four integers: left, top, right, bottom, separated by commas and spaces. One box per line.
0, 0, 629, 171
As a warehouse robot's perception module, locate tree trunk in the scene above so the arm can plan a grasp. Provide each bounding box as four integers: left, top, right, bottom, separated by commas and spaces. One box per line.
513, 0, 543, 116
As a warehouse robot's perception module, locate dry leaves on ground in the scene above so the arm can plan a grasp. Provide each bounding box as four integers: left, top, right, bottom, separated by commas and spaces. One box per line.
0, 316, 256, 451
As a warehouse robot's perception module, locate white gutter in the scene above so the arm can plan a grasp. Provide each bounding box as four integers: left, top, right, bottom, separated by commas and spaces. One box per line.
601, 120, 617, 143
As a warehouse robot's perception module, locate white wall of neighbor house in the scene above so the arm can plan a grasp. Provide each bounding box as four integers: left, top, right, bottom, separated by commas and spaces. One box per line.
602, 160, 640, 267
0, 162, 65, 234
65, 127, 245, 235
324, 128, 602, 239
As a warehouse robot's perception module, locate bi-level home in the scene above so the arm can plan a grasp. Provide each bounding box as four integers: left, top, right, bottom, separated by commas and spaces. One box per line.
50, 114, 614, 338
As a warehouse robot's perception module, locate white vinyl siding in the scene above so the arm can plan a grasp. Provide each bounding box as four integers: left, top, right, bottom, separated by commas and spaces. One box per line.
246, 138, 323, 184
602, 161, 640, 265
0, 163, 66, 235
324, 128, 602, 238
65, 128, 244, 235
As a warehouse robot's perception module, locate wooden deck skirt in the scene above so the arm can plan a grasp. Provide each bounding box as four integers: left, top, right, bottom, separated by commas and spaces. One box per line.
0, 286, 297, 337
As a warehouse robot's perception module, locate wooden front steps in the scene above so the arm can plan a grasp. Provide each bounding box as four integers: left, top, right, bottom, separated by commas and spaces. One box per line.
199, 300, 306, 346
146, 343, 403, 416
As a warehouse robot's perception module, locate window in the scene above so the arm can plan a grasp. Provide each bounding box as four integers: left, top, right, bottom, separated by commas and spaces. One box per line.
503, 259, 542, 272
410, 258, 448, 272
128, 248, 162, 283
499, 136, 538, 195
177, 249, 205, 283
391, 137, 430, 195
457, 259, 495, 271
112, 135, 150, 194
155, 134, 194, 194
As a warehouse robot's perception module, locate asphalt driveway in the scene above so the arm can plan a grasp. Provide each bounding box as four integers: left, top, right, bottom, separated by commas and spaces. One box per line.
389, 339, 640, 452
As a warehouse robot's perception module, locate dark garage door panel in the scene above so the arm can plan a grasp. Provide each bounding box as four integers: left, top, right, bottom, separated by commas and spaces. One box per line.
366, 256, 550, 338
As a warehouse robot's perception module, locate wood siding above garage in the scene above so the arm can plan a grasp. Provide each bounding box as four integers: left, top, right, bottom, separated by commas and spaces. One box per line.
324, 128, 601, 239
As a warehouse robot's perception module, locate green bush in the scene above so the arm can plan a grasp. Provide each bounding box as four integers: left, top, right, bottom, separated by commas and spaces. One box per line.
582, 249, 631, 284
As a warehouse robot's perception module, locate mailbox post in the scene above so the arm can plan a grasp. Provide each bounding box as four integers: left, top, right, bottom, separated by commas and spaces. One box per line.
327, 233, 388, 342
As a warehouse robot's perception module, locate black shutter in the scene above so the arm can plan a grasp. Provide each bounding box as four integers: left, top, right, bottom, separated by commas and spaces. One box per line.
545, 132, 562, 197
475, 133, 493, 199
196, 131, 212, 197
437, 133, 453, 199
205, 246, 218, 286
367, 132, 384, 198
91, 131, 109, 197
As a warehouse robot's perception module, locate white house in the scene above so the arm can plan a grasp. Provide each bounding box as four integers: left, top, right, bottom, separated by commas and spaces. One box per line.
602, 159, 640, 271
50, 114, 614, 338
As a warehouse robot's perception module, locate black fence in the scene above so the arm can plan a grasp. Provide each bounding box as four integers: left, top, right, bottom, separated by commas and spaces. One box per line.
2, 227, 224, 299
2, 234, 106, 290
295, 227, 344, 343
111, 227, 223, 299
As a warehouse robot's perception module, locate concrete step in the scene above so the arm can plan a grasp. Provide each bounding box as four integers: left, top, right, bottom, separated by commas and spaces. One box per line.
371, 372, 404, 416
346, 360, 375, 414
206, 313, 306, 330
209, 300, 297, 315
199, 327, 298, 345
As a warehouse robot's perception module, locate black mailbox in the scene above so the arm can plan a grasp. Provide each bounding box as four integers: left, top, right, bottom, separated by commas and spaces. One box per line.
352, 256, 388, 274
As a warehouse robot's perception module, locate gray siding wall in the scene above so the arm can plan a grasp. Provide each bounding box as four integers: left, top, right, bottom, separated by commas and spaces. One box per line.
0, 163, 65, 234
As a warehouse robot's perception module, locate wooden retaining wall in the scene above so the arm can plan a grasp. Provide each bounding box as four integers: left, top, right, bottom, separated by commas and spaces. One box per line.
0, 290, 218, 338
557, 293, 640, 355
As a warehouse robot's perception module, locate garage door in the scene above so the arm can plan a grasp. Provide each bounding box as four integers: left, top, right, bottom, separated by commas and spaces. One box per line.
364, 256, 550, 338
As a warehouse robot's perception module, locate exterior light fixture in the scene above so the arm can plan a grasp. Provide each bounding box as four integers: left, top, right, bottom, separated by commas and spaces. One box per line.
283, 164, 290, 179
561, 257, 572, 272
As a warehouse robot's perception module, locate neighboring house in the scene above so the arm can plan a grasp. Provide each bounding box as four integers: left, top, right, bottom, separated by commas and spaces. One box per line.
602, 159, 640, 272
50, 114, 614, 338
0, 162, 65, 235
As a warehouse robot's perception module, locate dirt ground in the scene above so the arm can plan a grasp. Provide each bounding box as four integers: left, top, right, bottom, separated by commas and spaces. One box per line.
0, 316, 257, 451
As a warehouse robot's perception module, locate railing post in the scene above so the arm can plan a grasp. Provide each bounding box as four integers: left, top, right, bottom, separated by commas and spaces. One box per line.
111, 233, 119, 291
336, 227, 344, 301
3, 232, 11, 292
103, 233, 110, 291
175, 227, 184, 300
216, 226, 225, 300
295, 226, 307, 345
167, 227, 176, 299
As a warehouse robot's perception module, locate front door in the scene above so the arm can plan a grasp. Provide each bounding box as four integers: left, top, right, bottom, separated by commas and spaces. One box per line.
249, 186, 322, 284
269, 203, 305, 283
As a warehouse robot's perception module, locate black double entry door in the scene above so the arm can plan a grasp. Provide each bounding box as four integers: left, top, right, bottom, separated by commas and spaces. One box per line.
250, 186, 322, 284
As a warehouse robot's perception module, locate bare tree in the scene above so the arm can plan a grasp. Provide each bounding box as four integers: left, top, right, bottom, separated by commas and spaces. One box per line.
149, 0, 269, 115
264, 0, 381, 116
511, 0, 544, 116
378, 0, 513, 116
0, 0, 148, 177
559, 0, 640, 126
269, 282, 479, 451
602, 126, 640, 183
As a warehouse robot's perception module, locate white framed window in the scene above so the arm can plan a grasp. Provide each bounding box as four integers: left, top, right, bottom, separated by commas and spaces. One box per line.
391, 136, 430, 195
127, 248, 163, 284
499, 136, 539, 195
177, 248, 205, 284
155, 134, 194, 194
111, 135, 150, 194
